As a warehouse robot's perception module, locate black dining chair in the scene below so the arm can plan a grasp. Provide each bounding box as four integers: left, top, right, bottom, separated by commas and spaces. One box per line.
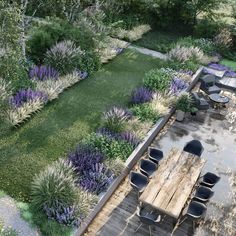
193, 186, 214, 202
140, 159, 157, 178
148, 147, 164, 164
183, 140, 204, 157
129, 171, 149, 193
174, 201, 207, 233
200, 74, 221, 95
200, 172, 220, 188
135, 206, 161, 236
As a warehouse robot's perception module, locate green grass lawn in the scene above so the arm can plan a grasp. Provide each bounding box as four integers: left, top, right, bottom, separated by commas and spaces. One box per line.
221, 59, 236, 71
0, 49, 163, 201
134, 30, 188, 53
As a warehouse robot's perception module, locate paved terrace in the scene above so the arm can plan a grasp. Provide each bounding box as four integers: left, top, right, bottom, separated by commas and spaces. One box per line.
84, 91, 236, 236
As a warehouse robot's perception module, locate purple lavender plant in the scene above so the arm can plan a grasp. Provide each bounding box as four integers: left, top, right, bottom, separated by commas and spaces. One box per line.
79, 163, 114, 195
77, 70, 88, 79
225, 70, 236, 78
68, 144, 103, 173
169, 78, 189, 95
131, 87, 153, 105
9, 89, 48, 108
119, 131, 140, 148
29, 65, 59, 81
208, 63, 229, 71
96, 128, 140, 148
44, 201, 80, 227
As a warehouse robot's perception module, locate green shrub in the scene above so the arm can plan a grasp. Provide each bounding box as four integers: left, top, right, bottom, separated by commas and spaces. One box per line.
131, 103, 160, 123
143, 68, 171, 92
78, 50, 101, 74
27, 18, 96, 63
194, 18, 224, 38
85, 133, 133, 161
175, 92, 193, 112
173, 37, 216, 55
31, 159, 77, 210
167, 60, 200, 72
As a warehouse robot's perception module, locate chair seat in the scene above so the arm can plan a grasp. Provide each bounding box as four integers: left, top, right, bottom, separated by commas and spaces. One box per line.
183, 140, 204, 157
200, 172, 220, 187
194, 186, 214, 202
148, 147, 164, 164
140, 159, 157, 177
130, 171, 148, 192
187, 201, 207, 219
207, 85, 221, 94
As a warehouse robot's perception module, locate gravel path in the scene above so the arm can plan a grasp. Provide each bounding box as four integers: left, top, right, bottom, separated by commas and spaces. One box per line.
128, 45, 168, 60
0, 196, 40, 236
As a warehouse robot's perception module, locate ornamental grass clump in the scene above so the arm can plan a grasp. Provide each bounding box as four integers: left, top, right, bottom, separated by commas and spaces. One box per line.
168, 45, 205, 63
9, 89, 48, 108
175, 92, 193, 112
79, 163, 114, 195
45, 40, 83, 75
143, 68, 172, 92
103, 106, 132, 132
31, 159, 78, 210
131, 87, 153, 105
29, 65, 59, 81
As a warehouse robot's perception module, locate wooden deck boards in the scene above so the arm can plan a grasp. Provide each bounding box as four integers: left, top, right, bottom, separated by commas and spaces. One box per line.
85, 173, 195, 236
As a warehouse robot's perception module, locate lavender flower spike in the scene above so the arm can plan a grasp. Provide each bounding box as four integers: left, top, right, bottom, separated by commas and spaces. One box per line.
29, 65, 59, 81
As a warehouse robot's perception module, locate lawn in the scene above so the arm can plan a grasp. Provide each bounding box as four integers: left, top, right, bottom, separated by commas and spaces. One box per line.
0, 49, 163, 201
134, 29, 188, 53
221, 59, 236, 71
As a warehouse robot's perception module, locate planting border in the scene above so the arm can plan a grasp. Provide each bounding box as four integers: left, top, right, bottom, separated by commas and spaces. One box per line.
75, 66, 203, 236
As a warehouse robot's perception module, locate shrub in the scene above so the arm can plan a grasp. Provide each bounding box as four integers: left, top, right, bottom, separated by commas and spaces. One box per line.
131, 103, 160, 123
174, 37, 216, 55
169, 78, 189, 95
77, 50, 101, 74
143, 68, 172, 92
68, 144, 103, 173
31, 159, 78, 210
9, 89, 48, 108
131, 87, 153, 105
29, 65, 59, 81
27, 18, 96, 63
175, 92, 193, 112
44, 40, 83, 75
168, 45, 205, 63
79, 163, 114, 195
103, 106, 132, 132
85, 133, 134, 161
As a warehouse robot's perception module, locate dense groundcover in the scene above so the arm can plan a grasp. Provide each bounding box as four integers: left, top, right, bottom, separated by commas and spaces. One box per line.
0, 49, 163, 201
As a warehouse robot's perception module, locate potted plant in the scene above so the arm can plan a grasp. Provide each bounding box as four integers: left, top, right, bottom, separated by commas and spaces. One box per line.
175, 92, 193, 121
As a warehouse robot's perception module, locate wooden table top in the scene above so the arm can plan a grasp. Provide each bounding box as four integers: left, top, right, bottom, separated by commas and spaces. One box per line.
139, 147, 206, 219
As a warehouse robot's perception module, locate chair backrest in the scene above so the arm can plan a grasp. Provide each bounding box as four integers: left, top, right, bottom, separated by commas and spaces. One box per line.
137, 207, 156, 226
129, 171, 148, 186
202, 172, 220, 186
201, 75, 216, 86
183, 139, 204, 157
140, 159, 157, 170
195, 186, 214, 201
148, 147, 164, 159
187, 201, 207, 219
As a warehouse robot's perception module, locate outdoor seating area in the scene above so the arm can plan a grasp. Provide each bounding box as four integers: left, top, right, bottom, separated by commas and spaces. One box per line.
84, 89, 236, 236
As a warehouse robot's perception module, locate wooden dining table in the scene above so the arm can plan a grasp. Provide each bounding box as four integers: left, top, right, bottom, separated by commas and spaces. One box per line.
139, 147, 206, 219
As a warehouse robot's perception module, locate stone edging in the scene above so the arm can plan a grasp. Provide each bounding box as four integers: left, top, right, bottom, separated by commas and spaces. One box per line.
75, 66, 203, 236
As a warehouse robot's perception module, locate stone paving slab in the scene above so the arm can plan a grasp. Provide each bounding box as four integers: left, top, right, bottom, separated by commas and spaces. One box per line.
128, 45, 168, 60
0, 196, 40, 236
